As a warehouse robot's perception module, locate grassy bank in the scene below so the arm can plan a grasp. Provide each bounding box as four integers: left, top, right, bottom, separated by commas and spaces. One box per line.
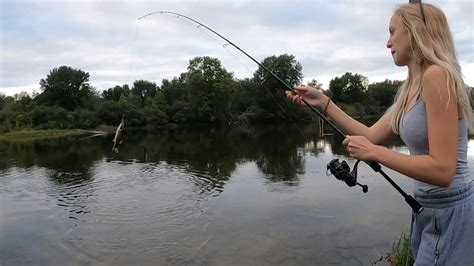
0, 123, 180, 141
0, 129, 107, 141
372, 230, 414, 266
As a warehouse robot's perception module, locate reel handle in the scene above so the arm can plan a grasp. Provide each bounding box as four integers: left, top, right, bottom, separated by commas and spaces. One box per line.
357, 183, 369, 193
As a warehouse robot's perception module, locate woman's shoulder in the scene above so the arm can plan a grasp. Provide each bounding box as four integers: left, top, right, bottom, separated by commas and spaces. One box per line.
421, 65, 453, 106
422, 65, 447, 84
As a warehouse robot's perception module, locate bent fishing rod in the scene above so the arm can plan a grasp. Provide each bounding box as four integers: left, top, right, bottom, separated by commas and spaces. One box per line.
139, 11, 423, 214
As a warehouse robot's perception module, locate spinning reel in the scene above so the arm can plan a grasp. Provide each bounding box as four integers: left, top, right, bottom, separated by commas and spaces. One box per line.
327, 159, 368, 193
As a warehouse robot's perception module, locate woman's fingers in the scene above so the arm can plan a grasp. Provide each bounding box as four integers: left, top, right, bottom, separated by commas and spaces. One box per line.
285, 90, 302, 105
342, 136, 351, 146
294, 86, 308, 94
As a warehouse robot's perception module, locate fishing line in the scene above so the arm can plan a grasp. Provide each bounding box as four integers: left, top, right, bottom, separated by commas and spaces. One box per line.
127, 21, 140, 86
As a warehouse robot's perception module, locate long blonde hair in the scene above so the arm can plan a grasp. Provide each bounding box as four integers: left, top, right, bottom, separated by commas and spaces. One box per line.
387, 3, 472, 134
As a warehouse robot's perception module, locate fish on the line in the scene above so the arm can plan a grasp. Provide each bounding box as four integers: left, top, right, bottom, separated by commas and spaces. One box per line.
112, 116, 124, 153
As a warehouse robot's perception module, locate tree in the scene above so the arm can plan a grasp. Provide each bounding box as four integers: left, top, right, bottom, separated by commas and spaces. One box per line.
12, 91, 34, 113
328, 72, 376, 117
161, 74, 188, 123
231, 78, 258, 114
37, 66, 93, 111
329, 72, 369, 104
185, 56, 236, 123
0, 93, 6, 111
132, 80, 157, 107
30, 105, 69, 128
368, 79, 403, 111
252, 54, 303, 120
102, 85, 130, 101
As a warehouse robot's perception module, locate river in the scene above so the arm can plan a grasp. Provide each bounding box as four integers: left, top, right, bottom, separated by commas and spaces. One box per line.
1, 124, 473, 265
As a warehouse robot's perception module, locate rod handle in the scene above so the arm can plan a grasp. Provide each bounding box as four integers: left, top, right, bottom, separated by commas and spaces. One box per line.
405, 195, 424, 214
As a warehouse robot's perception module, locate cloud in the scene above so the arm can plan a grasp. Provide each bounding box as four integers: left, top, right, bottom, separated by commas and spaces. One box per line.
1, 0, 472, 96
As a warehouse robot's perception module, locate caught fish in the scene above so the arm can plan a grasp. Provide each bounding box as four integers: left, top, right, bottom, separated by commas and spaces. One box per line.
112, 117, 125, 153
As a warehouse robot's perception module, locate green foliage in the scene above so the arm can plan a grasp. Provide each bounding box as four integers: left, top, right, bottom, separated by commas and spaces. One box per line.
102, 85, 130, 101
0, 93, 35, 130
387, 230, 414, 265
132, 80, 157, 107
372, 230, 414, 266
329, 72, 369, 104
231, 78, 258, 114
98, 100, 129, 125
185, 56, 236, 123
1, 62, 404, 132
161, 74, 188, 122
2, 96, 15, 110
0, 120, 12, 133
36, 66, 93, 111
31, 106, 70, 129
369, 79, 403, 110
143, 106, 167, 125
70, 109, 100, 129
0, 93, 5, 110
253, 54, 303, 120
15, 114, 28, 128
328, 73, 397, 117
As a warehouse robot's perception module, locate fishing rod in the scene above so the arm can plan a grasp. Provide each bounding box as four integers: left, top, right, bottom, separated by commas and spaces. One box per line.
139, 11, 423, 214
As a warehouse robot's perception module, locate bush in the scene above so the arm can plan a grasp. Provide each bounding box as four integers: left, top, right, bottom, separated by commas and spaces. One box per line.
143, 106, 168, 125
71, 109, 100, 129
0, 120, 12, 133
30, 106, 70, 129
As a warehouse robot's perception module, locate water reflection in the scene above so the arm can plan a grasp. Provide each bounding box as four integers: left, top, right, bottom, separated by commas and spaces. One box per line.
0, 124, 410, 193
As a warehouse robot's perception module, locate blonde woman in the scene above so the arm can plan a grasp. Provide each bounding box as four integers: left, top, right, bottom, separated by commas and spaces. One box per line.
287, 2, 473, 265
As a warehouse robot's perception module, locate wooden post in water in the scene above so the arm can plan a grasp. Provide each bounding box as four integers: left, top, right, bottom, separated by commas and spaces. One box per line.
319, 117, 334, 137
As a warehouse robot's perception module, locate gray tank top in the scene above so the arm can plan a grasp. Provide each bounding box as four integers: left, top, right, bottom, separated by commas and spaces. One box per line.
399, 96, 471, 193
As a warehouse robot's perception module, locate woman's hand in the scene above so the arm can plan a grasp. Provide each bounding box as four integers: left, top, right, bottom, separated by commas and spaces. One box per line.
285, 85, 328, 109
342, 135, 380, 161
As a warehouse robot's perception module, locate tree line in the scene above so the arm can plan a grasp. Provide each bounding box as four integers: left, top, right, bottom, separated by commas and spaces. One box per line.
1, 54, 472, 133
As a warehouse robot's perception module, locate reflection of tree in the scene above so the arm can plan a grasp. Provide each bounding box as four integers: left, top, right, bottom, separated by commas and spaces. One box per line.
0, 123, 411, 193
105, 124, 312, 185
0, 136, 102, 186
0, 136, 104, 221
252, 125, 306, 184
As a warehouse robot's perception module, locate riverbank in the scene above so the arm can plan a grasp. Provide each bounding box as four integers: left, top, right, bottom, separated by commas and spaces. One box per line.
0, 124, 182, 141
0, 129, 108, 141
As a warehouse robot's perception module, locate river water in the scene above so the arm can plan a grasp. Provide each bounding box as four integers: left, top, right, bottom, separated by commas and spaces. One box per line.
1, 124, 472, 265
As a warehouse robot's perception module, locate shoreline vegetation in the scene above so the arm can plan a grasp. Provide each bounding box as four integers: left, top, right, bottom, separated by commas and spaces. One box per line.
0, 124, 182, 141
1, 62, 472, 138
0, 129, 107, 141
372, 230, 414, 266
1, 114, 473, 141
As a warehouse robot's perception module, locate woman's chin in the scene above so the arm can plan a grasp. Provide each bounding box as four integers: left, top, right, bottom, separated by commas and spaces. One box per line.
393, 59, 406, 67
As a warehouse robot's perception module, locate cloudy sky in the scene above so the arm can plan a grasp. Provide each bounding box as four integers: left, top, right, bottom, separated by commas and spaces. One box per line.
1, 0, 473, 96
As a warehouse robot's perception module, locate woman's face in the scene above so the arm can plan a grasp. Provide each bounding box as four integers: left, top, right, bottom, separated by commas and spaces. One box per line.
386, 14, 412, 66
